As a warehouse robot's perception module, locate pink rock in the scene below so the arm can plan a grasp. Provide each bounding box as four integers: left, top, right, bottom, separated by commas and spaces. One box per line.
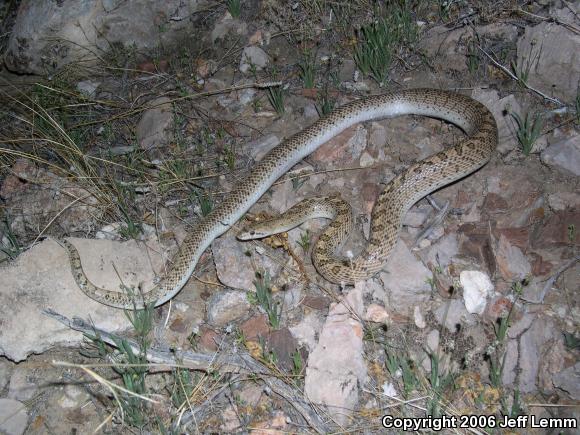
364, 304, 390, 324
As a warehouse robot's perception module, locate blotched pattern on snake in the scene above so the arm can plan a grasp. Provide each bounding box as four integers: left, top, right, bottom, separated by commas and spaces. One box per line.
62, 89, 498, 308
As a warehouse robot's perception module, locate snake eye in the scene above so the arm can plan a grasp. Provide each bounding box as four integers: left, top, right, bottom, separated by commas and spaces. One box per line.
250, 230, 255, 235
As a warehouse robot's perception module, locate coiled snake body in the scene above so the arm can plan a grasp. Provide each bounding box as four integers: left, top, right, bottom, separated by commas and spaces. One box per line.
63, 89, 497, 308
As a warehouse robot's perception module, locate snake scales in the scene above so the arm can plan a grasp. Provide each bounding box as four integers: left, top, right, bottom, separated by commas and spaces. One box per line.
62, 88, 497, 308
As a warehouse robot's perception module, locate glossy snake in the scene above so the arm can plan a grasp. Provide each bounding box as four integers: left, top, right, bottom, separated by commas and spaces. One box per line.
63, 89, 497, 308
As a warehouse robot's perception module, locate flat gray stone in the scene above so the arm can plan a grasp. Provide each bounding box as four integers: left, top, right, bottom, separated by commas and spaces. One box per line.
0, 398, 28, 435
0, 237, 171, 361
377, 240, 432, 312
206, 290, 251, 326
213, 233, 282, 291
5, 0, 203, 75
541, 134, 580, 176
553, 363, 580, 400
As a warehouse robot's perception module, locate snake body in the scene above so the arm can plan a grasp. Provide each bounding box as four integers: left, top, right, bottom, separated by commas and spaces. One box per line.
63, 89, 497, 308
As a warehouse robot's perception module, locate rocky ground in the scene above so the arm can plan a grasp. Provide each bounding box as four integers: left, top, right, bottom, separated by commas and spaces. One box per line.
0, 0, 579, 434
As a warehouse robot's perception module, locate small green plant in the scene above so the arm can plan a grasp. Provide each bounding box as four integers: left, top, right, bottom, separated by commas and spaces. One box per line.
251, 97, 263, 113
267, 86, 285, 115
226, 0, 241, 18
510, 111, 543, 156
316, 93, 335, 116
426, 352, 456, 417
487, 280, 525, 416
249, 271, 281, 329
222, 145, 236, 171
575, 88, 580, 124
118, 205, 143, 239
292, 349, 304, 376
297, 230, 311, 252
0, 215, 21, 261
353, 1, 418, 85
85, 296, 155, 428
466, 40, 479, 74
354, 17, 395, 85
385, 350, 418, 398
194, 190, 213, 217
568, 224, 576, 242
563, 332, 580, 350
169, 367, 198, 408
508, 389, 523, 418
510, 40, 539, 86
258, 336, 278, 365
298, 51, 316, 89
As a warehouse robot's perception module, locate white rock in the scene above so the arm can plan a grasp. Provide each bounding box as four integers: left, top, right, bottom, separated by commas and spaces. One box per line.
359, 151, 375, 167
0, 238, 161, 361
95, 222, 122, 239
239, 46, 269, 73
304, 283, 366, 425
76, 80, 99, 97
460, 271, 494, 314
426, 329, 440, 353
414, 306, 426, 329
381, 382, 398, 398
289, 312, 324, 352
0, 398, 27, 435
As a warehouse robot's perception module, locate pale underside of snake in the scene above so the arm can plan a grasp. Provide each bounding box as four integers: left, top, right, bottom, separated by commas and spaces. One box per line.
62, 88, 498, 309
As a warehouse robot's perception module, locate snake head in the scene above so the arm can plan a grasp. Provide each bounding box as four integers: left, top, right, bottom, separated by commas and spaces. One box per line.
237, 228, 260, 240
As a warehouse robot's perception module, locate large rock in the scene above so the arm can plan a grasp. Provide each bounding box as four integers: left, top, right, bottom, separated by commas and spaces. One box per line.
0, 237, 171, 361
5, 0, 203, 75
376, 240, 432, 312
304, 283, 367, 425
212, 233, 282, 291
541, 134, 580, 177
516, 11, 580, 102
0, 160, 101, 240
0, 398, 27, 435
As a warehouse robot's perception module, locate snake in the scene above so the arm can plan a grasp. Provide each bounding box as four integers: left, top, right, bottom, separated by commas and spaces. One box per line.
62, 88, 497, 308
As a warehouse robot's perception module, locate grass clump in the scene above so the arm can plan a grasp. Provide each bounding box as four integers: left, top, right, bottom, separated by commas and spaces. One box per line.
385, 349, 419, 398
0, 214, 21, 262
296, 229, 311, 252
298, 50, 316, 89
226, 0, 241, 18
267, 86, 285, 114
354, 0, 419, 85
510, 40, 539, 87
85, 297, 156, 428
486, 280, 526, 417
249, 270, 281, 329
510, 111, 543, 156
